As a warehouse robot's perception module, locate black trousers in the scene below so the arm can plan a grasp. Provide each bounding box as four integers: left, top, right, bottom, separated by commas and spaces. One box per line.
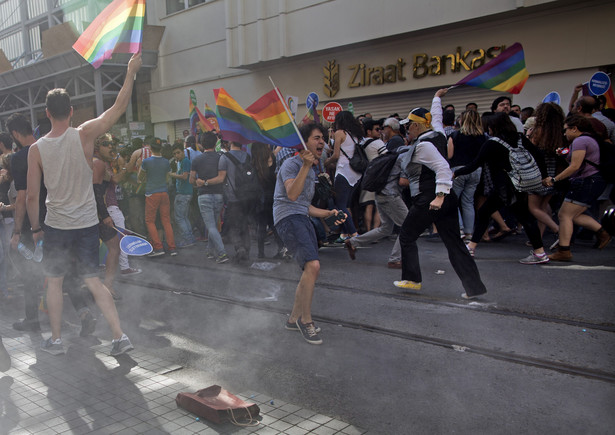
471, 192, 543, 250
399, 192, 487, 297
225, 200, 252, 255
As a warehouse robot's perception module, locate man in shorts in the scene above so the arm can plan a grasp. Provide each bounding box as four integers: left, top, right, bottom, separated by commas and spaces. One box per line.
25, 53, 142, 356
274, 123, 345, 345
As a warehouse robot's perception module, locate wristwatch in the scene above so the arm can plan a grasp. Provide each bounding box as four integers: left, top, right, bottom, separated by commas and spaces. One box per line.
550, 177, 556, 184
436, 192, 447, 198
204, 180, 209, 186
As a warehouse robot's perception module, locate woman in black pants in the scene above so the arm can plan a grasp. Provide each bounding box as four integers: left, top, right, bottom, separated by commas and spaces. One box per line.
455, 113, 549, 264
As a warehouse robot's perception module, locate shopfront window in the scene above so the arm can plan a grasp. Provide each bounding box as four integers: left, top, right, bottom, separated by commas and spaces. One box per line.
166, 0, 210, 15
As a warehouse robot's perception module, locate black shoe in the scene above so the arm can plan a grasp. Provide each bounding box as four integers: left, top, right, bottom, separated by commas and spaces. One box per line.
13, 319, 41, 332
79, 311, 97, 337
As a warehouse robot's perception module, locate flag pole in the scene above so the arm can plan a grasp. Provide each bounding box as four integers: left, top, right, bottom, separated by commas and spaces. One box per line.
269, 76, 307, 150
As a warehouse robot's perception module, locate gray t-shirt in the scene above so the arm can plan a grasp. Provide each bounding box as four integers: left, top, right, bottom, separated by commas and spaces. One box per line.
273, 155, 315, 225
218, 149, 249, 202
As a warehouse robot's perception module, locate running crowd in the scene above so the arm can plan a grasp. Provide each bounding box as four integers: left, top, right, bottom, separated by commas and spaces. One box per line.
0, 52, 613, 352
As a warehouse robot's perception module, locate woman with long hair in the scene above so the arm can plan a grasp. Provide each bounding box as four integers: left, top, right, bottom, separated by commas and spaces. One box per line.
448, 110, 488, 239
324, 111, 363, 241
251, 142, 284, 258
455, 113, 549, 264
543, 115, 611, 260
527, 103, 565, 244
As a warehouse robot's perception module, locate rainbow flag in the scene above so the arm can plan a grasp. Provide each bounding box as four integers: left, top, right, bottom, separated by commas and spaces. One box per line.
214, 88, 302, 148
301, 105, 320, 126
203, 102, 220, 131
189, 90, 199, 136
195, 106, 217, 132
455, 43, 529, 94
73, 0, 145, 69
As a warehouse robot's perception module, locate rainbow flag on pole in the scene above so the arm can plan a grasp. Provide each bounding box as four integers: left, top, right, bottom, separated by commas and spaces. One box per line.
214, 88, 302, 148
73, 0, 145, 69
455, 42, 529, 94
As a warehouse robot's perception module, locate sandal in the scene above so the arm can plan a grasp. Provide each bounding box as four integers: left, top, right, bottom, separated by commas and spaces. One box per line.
492, 229, 514, 241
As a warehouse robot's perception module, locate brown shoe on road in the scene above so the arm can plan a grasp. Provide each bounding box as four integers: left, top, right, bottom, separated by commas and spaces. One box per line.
548, 250, 572, 262
344, 239, 356, 260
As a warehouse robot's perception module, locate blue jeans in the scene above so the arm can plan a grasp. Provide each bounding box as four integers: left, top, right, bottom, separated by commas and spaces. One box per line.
198, 194, 226, 256
452, 166, 481, 235
334, 174, 358, 235
174, 193, 194, 244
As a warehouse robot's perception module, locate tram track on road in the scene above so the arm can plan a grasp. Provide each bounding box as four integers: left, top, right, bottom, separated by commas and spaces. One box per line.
119, 271, 615, 384
124, 259, 615, 333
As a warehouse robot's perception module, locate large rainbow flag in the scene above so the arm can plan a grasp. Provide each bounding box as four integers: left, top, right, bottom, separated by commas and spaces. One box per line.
214, 88, 302, 148
455, 42, 529, 94
73, 0, 145, 69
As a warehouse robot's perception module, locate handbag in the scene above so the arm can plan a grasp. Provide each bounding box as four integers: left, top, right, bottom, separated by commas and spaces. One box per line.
340, 132, 369, 173
176, 385, 260, 426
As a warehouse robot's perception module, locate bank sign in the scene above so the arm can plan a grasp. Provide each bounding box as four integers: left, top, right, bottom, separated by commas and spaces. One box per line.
323, 45, 507, 98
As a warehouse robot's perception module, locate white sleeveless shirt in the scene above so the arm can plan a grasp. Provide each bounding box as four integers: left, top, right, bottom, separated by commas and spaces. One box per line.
37, 127, 98, 229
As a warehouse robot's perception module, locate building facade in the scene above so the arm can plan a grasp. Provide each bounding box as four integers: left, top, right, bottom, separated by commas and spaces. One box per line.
1, 0, 613, 142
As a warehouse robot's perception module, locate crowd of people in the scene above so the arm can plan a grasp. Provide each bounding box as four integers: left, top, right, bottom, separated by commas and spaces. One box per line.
0, 53, 613, 351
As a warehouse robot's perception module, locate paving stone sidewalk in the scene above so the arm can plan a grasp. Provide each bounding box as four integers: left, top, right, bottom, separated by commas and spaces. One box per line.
0, 318, 365, 434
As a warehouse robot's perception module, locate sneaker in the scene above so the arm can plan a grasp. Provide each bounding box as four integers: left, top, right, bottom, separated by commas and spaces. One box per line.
177, 241, 196, 248
169, 249, 178, 256
393, 280, 422, 290
110, 335, 134, 356
461, 292, 480, 300
121, 268, 142, 276
334, 236, 348, 244
519, 250, 550, 265
595, 230, 612, 250
40, 337, 65, 355
216, 254, 230, 264
296, 318, 322, 345
206, 253, 215, 260
79, 311, 97, 337
13, 319, 41, 332
285, 320, 321, 333
548, 249, 572, 262
148, 250, 165, 257
466, 245, 475, 257
344, 239, 356, 260
549, 237, 560, 251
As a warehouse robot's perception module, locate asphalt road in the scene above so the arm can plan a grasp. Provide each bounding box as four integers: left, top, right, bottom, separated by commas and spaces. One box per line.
97, 230, 614, 434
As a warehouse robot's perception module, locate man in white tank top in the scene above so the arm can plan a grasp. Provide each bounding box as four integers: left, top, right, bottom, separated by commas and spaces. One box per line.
25, 53, 142, 356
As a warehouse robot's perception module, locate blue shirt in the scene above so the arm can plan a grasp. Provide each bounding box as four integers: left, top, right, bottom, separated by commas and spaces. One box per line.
175, 157, 193, 195
273, 155, 315, 225
141, 156, 170, 195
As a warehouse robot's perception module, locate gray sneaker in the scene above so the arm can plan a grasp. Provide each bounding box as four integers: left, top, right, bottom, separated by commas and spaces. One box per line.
296, 318, 322, 345
40, 338, 66, 355
110, 335, 134, 356
519, 250, 550, 265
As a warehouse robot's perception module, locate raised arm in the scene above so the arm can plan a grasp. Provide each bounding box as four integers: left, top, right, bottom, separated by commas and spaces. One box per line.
78, 53, 143, 154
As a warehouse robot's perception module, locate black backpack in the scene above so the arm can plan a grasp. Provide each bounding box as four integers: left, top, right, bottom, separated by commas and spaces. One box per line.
581, 133, 615, 183
223, 152, 262, 203
361, 148, 409, 193
340, 133, 369, 173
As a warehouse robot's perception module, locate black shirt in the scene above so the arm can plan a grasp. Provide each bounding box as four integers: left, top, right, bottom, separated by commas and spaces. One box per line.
10, 146, 47, 228
191, 151, 223, 195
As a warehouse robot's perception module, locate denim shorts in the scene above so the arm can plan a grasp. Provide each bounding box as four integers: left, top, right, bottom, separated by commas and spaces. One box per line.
564, 174, 606, 208
44, 224, 100, 278
275, 215, 319, 269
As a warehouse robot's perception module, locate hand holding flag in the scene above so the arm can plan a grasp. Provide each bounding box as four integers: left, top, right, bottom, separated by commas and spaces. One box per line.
73, 0, 145, 69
